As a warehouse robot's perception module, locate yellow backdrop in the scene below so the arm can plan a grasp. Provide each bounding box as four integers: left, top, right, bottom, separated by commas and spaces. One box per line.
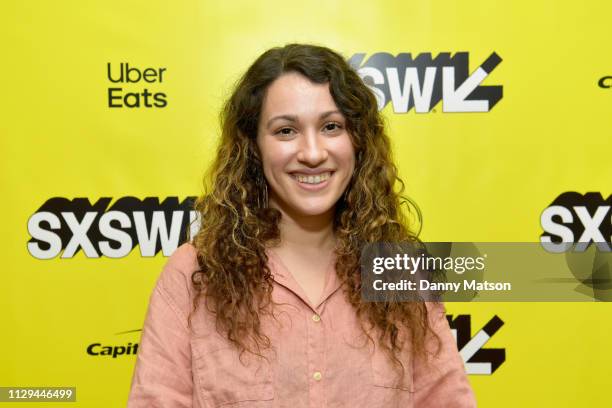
2, 1, 610, 407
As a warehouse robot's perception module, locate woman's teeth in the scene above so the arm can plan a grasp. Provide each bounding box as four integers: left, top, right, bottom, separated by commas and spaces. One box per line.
293, 172, 331, 184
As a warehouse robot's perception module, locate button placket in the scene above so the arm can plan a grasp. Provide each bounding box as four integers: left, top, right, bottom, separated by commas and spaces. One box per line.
307, 309, 325, 408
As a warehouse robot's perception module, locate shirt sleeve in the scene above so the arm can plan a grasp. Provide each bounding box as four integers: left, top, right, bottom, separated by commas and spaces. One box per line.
412, 302, 477, 408
126, 259, 194, 408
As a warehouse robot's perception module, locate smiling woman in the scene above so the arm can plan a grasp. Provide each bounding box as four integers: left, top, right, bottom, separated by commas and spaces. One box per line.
257, 72, 356, 221
127, 43, 476, 407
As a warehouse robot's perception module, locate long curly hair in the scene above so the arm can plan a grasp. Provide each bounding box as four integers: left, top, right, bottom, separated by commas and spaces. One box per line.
187, 43, 440, 381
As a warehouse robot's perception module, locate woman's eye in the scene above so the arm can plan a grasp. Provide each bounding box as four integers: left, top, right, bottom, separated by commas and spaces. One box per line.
275, 123, 342, 136
325, 122, 343, 132
276, 128, 294, 136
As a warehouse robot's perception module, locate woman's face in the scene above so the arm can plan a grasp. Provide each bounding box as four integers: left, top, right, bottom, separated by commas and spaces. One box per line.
256, 71, 356, 218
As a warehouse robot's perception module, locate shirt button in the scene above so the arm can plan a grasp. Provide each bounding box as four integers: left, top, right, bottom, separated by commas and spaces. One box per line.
313, 371, 322, 381
312, 314, 321, 322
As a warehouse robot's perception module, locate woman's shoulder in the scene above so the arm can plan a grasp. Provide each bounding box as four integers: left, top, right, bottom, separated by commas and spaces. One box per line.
163, 241, 200, 277
153, 242, 201, 317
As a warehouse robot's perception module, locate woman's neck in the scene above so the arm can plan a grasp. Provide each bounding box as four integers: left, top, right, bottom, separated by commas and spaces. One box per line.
268, 198, 337, 254
279, 216, 337, 253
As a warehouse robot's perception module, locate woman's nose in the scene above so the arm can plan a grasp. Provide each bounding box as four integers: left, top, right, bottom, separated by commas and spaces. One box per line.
296, 130, 328, 165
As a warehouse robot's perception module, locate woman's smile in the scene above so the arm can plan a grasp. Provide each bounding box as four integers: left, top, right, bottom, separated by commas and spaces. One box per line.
290, 171, 334, 191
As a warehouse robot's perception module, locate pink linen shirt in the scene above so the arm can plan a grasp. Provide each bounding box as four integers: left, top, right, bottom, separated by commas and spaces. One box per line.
127, 242, 476, 407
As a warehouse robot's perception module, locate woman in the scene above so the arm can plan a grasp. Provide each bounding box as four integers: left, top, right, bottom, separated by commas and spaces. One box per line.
127, 43, 476, 407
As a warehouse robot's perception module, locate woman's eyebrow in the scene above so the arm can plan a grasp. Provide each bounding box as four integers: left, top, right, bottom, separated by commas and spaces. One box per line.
266, 110, 341, 129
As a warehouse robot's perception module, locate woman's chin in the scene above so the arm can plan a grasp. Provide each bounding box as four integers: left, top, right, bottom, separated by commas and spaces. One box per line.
287, 200, 336, 217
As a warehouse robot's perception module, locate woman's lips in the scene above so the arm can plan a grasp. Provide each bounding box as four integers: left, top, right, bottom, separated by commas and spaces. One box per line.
289, 171, 334, 191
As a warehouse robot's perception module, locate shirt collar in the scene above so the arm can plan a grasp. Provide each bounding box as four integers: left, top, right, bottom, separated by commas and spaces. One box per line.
265, 247, 346, 312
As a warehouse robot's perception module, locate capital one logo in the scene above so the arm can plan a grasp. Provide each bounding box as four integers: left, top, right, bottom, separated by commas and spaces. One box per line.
348, 51, 503, 113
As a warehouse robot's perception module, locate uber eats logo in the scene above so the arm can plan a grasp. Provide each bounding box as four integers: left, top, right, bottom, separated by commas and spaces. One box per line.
348, 51, 503, 113
27, 196, 199, 259
540, 192, 611, 253
107, 62, 168, 108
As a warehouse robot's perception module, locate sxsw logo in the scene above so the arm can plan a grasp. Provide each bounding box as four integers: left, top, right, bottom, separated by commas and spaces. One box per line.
448, 314, 505, 375
27, 197, 198, 259
348, 51, 503, 113
540, 192, 611, 253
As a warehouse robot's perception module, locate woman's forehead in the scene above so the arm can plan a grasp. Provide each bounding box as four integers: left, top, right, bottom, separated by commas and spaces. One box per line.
261, 73, 340, 120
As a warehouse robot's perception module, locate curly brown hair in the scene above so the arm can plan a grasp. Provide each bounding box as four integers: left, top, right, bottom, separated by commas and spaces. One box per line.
187, 42, 440, 383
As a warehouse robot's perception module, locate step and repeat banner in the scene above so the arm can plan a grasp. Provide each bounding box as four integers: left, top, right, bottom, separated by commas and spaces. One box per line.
2, 1, 610, 407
